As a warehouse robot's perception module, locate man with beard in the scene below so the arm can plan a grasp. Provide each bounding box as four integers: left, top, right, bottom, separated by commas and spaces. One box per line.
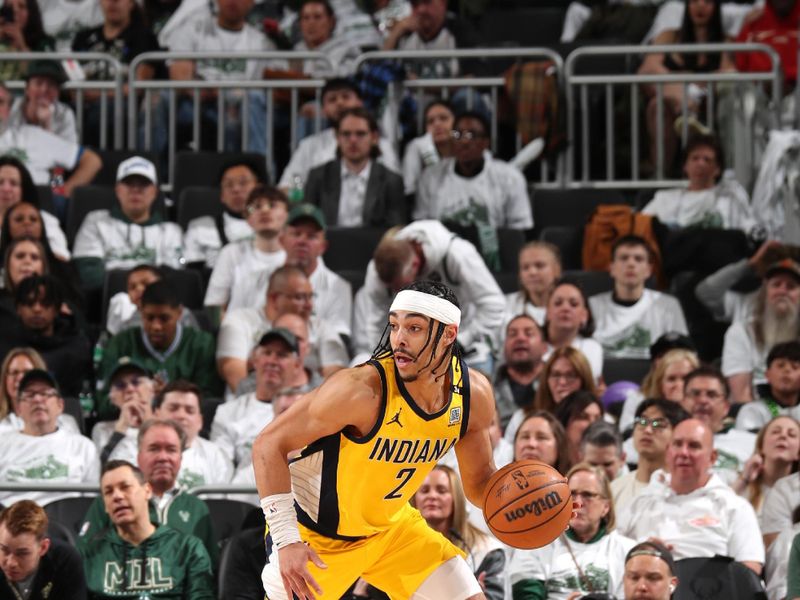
722, 258, 800, 403
493, 314, 546, 431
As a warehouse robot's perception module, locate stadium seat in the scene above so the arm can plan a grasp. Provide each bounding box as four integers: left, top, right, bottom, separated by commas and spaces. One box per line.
324, 227, 387, 272
177, 186, 221, 230
562, 269, 614, 297
94, 150, 161, 187
45, 497, 94, 537
173, 151, 267, 203
218, 527, 266, 599
336, 269, 366, 294
62, 396, 86, 435
480, 6, 567, 48
539, 226, 583, 270
35, 185, 56, 216
47, 520, 77, 546
674, 556, 767, 599
497, 228, 526, 273
67, 185, 168, 247
494, 271, 518, 294
204, 499, 262, 546
602, 357, 651, 385
101, 267, 205, 326
531, 188, 627, 238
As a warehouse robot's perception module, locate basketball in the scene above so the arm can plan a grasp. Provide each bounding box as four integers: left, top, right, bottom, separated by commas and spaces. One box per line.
482, 460, 572, 549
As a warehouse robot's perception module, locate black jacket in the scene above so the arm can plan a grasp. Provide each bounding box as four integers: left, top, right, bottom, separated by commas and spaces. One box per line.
0, 538, 87, 600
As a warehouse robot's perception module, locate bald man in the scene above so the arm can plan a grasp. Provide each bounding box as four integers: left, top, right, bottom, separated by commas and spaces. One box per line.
617, 419, 764, 575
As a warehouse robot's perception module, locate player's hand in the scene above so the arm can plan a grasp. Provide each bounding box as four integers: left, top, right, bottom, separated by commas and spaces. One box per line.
278, 542, 327, 599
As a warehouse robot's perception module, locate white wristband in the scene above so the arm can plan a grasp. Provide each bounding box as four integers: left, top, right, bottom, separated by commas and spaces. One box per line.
260, 493, 302, 549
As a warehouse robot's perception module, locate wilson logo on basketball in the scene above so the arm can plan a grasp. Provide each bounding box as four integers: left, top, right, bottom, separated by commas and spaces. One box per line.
504, 491, 563, 522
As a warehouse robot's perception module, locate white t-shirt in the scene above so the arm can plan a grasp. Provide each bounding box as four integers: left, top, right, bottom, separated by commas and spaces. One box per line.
39, 0, 103, 49
642, 181, 756, 232
210, 392, 274, 467
8, 98, 78, 145
178, 436, 234, 488
184, 213, 253, 269
278, 128, 399, 189
589, 290, 688, 359
168, 12, 280, 81
72, 210, 185, 271
402, 133, 441, 195
736, 399, 800, 432
415, 157, 533, 230
42, 211, 71, 260
398, 27, 459, 78
294, 36, 361, 78
761, 472, 799, 536
721, 321, 768, 386
0, 428, 99, 506
542, 337, 604, 382
309, 259, 353, 335
508, 530, 635, 600
765, 523, 800, 600
0, 125, 80, 185
617, 470, 765, 564
0, 412, 79, 435
610, 470, 651, 513
91, 421, 138, 464
503, 291, 547, 328
215, 306, 349, 374
203, 239, 286, 309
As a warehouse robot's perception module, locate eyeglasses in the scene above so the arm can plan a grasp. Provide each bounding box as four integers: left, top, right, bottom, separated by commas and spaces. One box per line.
548, 371, 578, 382
19, 389, 58, 402
221, 177, 256, 190
686, 389, 724, 400
634, 417, 670, 430
246, 200, 284, 215
450, 129, 485, 141
112, 376, 147, 390
571, 490, 604, 502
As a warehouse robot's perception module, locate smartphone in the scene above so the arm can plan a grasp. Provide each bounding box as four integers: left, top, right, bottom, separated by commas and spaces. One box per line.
0, 5, 14, 22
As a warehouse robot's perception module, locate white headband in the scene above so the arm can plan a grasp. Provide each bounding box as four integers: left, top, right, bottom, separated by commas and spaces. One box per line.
389, 290, 461, 327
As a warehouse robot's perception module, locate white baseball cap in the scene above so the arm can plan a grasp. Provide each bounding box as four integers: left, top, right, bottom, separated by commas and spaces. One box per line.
116, 156, 157, 184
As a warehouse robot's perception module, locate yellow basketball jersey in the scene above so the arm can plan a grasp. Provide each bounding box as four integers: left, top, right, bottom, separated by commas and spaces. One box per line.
289, 354, 470, 539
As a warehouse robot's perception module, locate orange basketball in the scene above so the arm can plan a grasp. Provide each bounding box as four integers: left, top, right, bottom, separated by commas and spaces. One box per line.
482, 460, 572, 549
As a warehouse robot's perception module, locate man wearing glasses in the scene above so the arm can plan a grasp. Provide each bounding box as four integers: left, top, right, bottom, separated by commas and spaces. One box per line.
0, 369, 98, 507
415, 111, 532, 231
613, 398, 688, 512
679, 366, 756, 484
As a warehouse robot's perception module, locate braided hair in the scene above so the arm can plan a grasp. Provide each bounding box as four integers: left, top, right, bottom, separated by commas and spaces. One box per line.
371, 280, 461, 381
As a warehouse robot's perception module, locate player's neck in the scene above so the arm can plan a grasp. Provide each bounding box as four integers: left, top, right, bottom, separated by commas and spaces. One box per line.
404, 370, 451, 414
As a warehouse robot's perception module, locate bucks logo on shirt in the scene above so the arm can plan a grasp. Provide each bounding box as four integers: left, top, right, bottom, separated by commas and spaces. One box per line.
7, 455, 69, 480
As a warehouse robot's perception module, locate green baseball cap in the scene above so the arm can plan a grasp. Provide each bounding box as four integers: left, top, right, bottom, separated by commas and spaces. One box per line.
287, 203, 326, 230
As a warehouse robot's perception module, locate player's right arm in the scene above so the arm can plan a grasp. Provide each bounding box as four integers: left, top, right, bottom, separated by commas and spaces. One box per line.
251, 365, 382, 599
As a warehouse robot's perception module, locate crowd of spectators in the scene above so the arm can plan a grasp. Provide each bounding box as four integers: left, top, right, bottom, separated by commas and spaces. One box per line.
0, 0, 798, 598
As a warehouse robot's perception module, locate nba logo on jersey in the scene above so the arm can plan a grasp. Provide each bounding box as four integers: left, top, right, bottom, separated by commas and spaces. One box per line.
448, 407, 462, 426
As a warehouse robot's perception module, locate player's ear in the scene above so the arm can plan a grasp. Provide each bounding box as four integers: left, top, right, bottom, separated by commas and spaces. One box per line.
444, 324, 458, 345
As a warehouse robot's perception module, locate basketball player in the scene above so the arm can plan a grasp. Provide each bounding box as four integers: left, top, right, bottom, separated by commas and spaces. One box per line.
253, 280, 504, 599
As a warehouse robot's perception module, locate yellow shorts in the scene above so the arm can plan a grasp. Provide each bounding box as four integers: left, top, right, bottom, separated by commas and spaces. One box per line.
262, 505, 465, 599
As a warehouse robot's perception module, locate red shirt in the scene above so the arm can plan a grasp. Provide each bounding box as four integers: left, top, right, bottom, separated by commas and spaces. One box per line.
736, 2, 800, 86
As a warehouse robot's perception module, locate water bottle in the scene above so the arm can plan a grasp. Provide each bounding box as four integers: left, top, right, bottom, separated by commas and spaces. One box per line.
50, 167, 65, 196
78, 380, 94, 418
288, 174, 304, 204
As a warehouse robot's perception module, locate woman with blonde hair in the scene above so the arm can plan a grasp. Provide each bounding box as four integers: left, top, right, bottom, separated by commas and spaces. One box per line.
508, 463, 635, 599
503, 347, 597, 446
512, 410, 572, 476
504, 241, 563, 328
734, 415, 800, 515
619, 348, 700, 432
413, 465, 507, 600
0, 346, 78, 433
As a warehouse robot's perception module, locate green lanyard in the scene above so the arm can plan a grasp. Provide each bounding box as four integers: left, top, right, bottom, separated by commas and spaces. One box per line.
765, 396, 781, 419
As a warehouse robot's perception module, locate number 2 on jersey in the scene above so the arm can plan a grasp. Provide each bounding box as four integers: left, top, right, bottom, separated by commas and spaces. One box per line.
385, 467, 417, 500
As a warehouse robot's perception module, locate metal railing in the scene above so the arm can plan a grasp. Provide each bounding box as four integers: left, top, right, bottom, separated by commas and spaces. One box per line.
564, 43, 782, 188
1, 51, 125, 149
128, 51, 334, 185
354, 48, 565, 185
